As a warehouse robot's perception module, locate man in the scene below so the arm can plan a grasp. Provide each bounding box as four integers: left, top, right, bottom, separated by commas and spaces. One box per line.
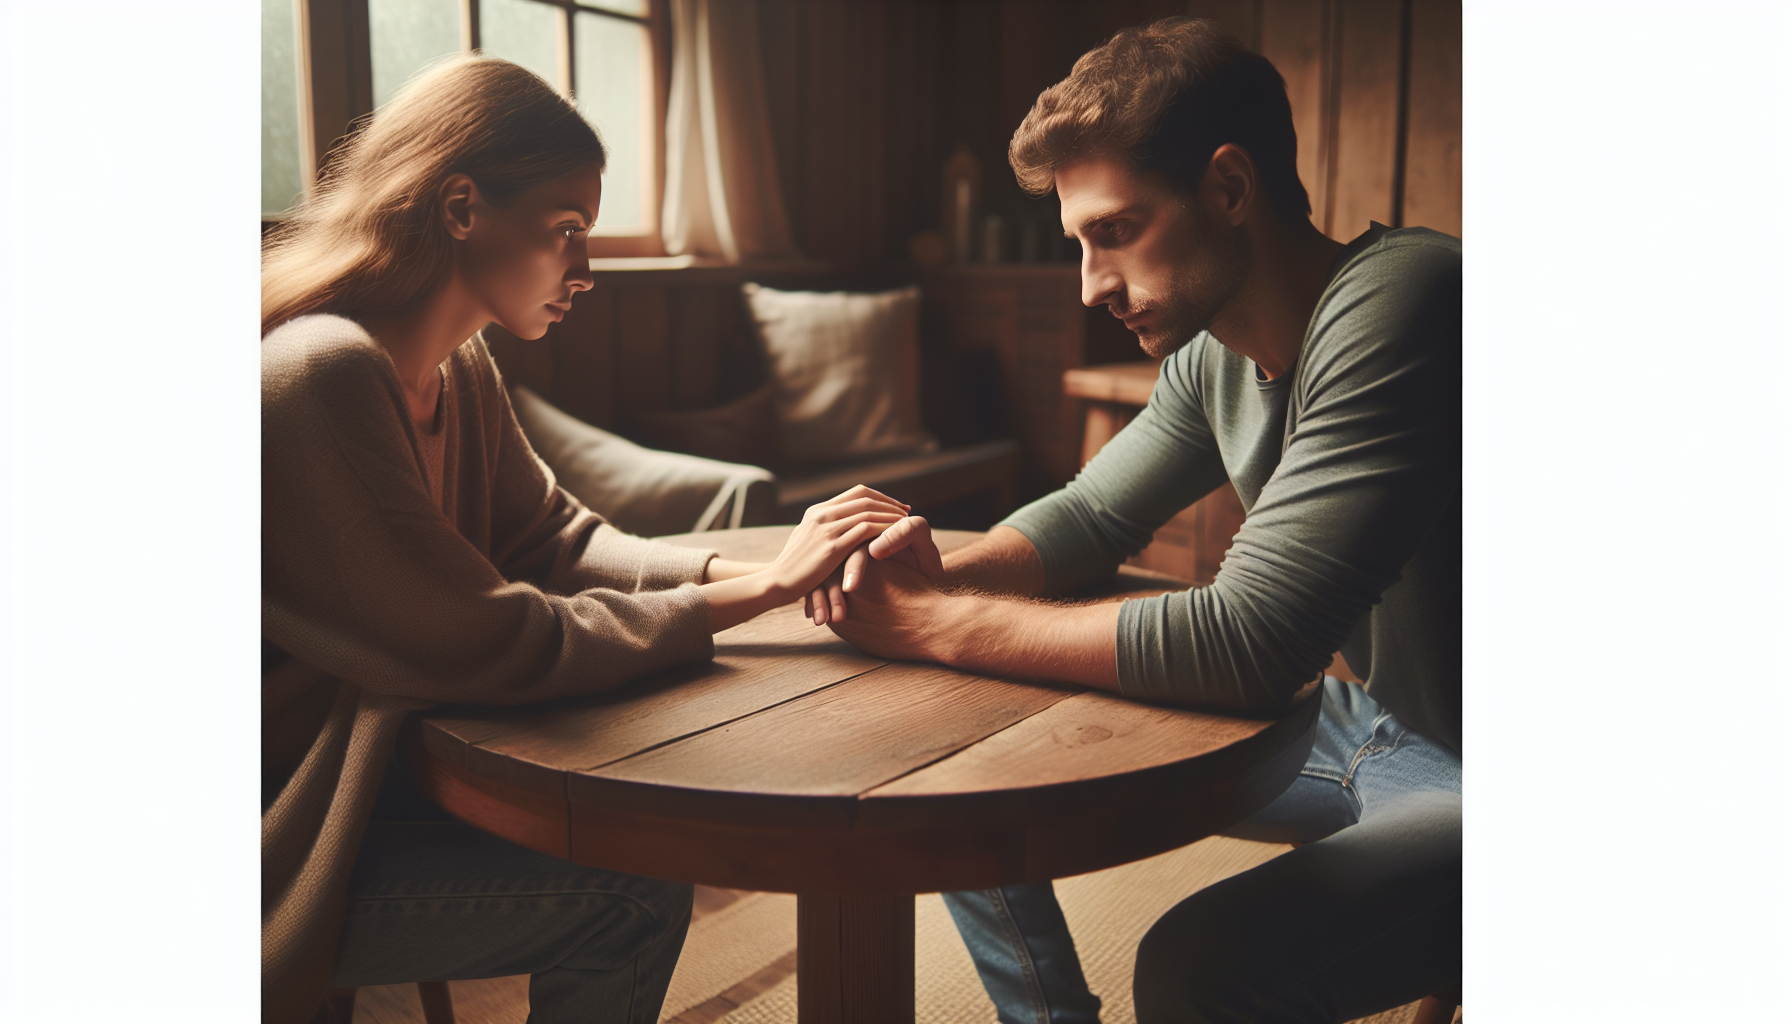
818, 17, 1460, 1024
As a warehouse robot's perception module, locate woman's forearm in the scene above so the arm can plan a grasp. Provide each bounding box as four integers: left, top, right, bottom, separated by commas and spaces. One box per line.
699, 571, 789, 633
703, 557, 767, 583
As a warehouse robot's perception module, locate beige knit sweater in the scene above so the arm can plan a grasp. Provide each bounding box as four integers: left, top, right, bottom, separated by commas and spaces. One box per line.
262, 315, 717, 1023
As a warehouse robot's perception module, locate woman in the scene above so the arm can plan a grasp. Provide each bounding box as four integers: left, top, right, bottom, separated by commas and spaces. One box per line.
262, 55, 906, 1024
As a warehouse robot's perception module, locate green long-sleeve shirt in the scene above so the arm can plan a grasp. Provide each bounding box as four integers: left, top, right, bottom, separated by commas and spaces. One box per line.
1005, 224, 1461, 754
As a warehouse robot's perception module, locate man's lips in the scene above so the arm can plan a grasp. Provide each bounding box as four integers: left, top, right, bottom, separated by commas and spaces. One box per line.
1108, 302, 1148, 326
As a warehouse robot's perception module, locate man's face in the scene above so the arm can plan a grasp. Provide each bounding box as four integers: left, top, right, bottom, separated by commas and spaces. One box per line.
1057, 155, 1248, 358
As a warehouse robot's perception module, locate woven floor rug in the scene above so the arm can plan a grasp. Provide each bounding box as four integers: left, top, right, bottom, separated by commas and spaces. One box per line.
354, 835, 1439, 1024
689, 836, 1433, 1024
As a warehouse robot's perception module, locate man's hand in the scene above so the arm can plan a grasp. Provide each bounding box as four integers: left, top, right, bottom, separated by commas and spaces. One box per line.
804, 515, 941, 626
826, 555, 1124, 689
770, 485, 909, 605
823, 554, 956, 663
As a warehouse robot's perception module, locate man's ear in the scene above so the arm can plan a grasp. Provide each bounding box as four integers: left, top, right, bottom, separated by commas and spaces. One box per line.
440, 173, 482, 240
1205, 144, 1257, 227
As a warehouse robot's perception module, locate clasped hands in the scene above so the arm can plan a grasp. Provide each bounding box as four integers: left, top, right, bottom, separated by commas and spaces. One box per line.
764, 485, 1118, 689
791, 489, 952, 663
745, 483, 948, 661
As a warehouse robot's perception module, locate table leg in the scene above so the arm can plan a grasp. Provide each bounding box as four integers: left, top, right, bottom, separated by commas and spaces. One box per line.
796, 893, 915, 1023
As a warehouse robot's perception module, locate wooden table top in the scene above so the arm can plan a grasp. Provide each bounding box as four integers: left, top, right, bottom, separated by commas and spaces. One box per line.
407, 527, 1317, 896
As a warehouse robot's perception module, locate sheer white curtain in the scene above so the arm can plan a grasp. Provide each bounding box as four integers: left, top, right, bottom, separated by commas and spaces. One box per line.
660, 0, 797, 262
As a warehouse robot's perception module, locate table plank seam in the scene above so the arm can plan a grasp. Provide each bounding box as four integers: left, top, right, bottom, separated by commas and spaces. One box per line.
554, 662, 898, 782
843, 683, 1084, 803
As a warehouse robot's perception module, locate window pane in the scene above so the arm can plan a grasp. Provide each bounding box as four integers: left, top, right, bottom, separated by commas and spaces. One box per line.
480, 0, 561, 92
370, 0, 463, 109
261, 0, 304, 215
583, 0, 648, 16
575, 12, 649, 234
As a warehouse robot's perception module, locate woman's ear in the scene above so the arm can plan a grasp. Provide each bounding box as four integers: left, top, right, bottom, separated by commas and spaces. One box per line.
440, 173, 482, 240
1205, 144, 1257, 228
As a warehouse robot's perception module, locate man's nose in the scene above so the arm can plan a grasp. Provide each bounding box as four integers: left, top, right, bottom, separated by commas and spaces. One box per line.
1081, 252, 1121, 309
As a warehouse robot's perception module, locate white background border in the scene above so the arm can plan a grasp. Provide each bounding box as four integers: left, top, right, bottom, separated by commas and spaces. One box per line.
1, 0, 1788, 1019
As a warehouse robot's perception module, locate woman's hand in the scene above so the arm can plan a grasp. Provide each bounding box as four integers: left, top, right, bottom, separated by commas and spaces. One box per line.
769, 485, 911, 615
702, 486, 909, 633
806, 514, 944, 625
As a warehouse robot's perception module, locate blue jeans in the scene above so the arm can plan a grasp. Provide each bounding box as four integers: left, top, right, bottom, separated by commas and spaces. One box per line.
942, 677, 1461, 1024
329, 820, 693, 1024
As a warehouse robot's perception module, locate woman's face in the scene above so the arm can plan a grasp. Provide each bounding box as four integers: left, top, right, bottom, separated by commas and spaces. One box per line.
455, 162, 603, 341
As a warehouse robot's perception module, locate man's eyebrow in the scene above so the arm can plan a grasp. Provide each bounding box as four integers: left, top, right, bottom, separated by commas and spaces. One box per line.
1068, 206, 1134, 238
557, 205, 593, 222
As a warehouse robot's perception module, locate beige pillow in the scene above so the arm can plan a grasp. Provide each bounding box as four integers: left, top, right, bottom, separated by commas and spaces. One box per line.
510, 386, 777, 536
741, 283, 937, 467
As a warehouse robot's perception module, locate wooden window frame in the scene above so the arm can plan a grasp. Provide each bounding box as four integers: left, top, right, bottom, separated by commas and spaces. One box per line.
289, 0, 669, 256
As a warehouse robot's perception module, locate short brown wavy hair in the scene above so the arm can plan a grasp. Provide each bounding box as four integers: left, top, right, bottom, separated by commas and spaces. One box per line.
1009, 17, 1309, 219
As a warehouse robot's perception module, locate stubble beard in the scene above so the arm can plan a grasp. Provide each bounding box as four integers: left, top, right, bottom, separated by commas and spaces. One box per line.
1122, 216, 1250, 360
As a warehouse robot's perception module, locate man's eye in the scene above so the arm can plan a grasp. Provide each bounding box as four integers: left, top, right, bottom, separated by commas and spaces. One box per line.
1103, 221, 1129, 243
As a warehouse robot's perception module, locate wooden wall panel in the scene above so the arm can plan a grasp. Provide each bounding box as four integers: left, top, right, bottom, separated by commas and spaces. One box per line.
665, 286, 740, 411
614, 288, 672, 420
1325, 0, 1404, 240
1184, 0, 1261, 50
1260, 0, 1333, 231
552, 288, 616, 429
1404, 0, 1462, 236
1260, 0, 1460, 241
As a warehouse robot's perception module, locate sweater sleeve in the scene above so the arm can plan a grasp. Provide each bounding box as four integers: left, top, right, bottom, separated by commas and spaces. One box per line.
999, 349, 1232, 594
262, 319, 714, 706
1116, 238, 1461, 714
471, 343, 717, 597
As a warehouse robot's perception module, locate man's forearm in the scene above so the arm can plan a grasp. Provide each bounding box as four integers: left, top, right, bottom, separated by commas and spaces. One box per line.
932, 592, 1121, 691
940, 525, 1048, 596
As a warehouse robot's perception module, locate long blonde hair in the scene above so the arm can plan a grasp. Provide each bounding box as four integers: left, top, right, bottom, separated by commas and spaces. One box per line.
261, 55, 605, 335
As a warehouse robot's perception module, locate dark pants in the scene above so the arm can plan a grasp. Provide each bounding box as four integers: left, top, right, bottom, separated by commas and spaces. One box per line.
945, 678, 1461, 1024
1132, 679, 1461, 1022
1133, 790, 1460, 1022
329, 820, 692, 1024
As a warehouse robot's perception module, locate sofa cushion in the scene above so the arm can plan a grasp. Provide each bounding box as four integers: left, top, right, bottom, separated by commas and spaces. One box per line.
742, 282, 937, 467
510, 386, 777, 536
627, 381, 785, 473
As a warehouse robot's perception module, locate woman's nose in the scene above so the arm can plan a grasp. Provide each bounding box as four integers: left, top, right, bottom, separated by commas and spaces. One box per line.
567, 258, 594, 293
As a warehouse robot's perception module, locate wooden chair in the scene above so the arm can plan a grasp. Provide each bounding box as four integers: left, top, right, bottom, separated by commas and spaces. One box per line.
311, 981, 455, 1024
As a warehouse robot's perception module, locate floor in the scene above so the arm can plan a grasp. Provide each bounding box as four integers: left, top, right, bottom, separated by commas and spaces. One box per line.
349, 886, 758, 1024
347, 871, 1454, 1024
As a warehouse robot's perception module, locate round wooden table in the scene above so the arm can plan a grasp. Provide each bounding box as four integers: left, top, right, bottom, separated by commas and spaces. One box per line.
404, 527, 1318, 1023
